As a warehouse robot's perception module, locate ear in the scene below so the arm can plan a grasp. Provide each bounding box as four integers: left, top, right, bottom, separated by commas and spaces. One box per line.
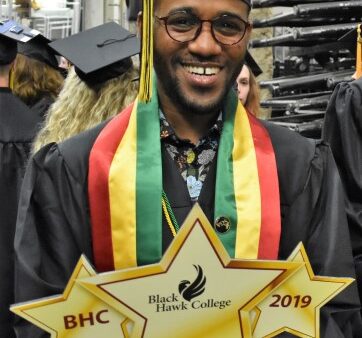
137, 11, 143, 37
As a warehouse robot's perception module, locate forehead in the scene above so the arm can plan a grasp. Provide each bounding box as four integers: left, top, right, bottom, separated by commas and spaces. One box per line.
155, 0, 249, 19
238, 65, 250, 79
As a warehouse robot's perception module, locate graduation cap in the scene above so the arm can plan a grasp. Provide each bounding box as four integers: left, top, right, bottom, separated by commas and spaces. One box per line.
0, 19, 40, 65
17, 34, 59, 69
338, 24, 362, 78
245, 51, 262, 77
49, 22, 140, 86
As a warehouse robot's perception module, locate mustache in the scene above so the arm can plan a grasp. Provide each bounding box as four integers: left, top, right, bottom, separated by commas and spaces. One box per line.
174, 55, 223, 65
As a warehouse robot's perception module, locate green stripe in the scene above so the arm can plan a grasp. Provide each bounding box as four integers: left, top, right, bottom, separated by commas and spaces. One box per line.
214, 91, 239, 258
136, 74, 163, 265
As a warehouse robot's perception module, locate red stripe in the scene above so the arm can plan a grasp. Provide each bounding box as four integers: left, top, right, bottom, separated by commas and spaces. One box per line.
88, 104, 134, 272
248, 112, 281, 259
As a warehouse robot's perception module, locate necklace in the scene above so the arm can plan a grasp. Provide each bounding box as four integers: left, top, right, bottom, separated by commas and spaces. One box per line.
162, 191, 179, 237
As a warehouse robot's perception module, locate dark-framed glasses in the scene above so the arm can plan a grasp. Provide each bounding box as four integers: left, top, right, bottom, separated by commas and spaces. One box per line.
155, 11, 250, 46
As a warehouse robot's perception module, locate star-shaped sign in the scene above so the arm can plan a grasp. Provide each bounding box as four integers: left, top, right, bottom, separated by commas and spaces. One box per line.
11, 256, 135, 338
250, 243, 353, 338
80, 204, 301, 338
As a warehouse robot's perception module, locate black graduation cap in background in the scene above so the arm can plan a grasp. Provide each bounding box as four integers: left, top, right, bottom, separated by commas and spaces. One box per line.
49, 22, 140, 86
245, 51, 262, 77
17, 34, 59, 69
338, 26, 362, 54
0, 19, 39, 65
338, 24, 362, 78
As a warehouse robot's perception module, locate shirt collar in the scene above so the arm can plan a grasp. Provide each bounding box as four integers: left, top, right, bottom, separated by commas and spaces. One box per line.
159, 110, 223, 141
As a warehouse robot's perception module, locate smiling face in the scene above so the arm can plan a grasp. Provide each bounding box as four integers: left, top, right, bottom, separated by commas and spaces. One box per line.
153, 0, 251, 116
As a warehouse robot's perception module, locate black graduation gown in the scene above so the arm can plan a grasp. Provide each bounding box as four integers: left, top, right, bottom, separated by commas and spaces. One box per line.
14, 119, 362, 337
323, 78, 362, 309
0, 88, 41, 338
28, 95, 54, 119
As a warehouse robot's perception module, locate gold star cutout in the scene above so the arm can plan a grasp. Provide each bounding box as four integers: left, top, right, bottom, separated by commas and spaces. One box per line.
11, 256, 135, 338
80, 204, 300, 338
250, 243, 354, 338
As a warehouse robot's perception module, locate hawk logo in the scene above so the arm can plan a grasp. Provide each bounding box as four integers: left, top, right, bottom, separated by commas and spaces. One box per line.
178, 265, 206, 302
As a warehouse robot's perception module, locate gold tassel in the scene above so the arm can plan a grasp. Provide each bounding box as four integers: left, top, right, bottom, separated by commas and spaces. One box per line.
356, 24, 362, 79
139, 0, 154, 103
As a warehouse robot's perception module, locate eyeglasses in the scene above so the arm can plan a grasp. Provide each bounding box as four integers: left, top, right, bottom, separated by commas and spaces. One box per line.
155, 11, 250, 46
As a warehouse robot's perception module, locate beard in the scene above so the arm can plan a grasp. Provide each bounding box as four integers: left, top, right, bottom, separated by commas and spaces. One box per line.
153, 49, 244, 116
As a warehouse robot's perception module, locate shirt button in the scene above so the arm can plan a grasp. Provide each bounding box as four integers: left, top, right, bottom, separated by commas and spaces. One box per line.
214, 217, 231, 233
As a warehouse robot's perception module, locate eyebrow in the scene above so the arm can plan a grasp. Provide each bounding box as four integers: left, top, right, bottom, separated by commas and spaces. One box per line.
167, 7, 246, 21
167, 7, 193, 15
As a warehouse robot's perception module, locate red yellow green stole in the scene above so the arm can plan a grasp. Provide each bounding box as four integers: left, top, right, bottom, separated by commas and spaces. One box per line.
88, 81, 281, 272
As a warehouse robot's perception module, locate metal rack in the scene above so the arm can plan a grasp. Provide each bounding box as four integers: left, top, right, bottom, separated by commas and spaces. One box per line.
251, 0, 361, 138
30, 0, 81, 39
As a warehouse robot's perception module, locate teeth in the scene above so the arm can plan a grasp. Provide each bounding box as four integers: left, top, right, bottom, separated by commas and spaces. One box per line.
185, 66, 220, 76
205, 67, 219, 75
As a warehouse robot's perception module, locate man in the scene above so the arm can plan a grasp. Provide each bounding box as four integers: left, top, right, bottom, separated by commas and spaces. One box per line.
14, 0, 361, 337
0, 22, 41, 338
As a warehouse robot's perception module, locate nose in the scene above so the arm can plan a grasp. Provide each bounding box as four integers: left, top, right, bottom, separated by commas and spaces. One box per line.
187, 22, 222, 57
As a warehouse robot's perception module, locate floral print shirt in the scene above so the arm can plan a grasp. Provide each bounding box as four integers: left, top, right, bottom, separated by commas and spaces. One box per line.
160, 111, 223, 201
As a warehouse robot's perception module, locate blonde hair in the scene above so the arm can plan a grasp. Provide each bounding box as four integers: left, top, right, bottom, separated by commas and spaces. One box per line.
13, 54, 64, 106
33, 66, 139, 153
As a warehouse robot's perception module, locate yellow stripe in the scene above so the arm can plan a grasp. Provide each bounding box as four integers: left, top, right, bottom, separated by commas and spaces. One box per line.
233, 103, 261, 259
109, 101, 138, 269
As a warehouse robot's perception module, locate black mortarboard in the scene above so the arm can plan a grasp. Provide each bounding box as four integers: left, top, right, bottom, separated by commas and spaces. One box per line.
49, 22, 140, 86
17, 34, 59, 69
245, 51, 262, 77
338, 26, 362, 54
0, 19, 39, 65
338, 24, 362, 78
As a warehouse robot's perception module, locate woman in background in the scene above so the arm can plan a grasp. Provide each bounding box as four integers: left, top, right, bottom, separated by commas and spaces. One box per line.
32, 65, 138, 152
12, 35, 64, 118
236, 64, 261, 117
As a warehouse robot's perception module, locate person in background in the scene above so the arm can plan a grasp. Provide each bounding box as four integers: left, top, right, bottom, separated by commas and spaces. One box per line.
58, 56, 70, 70
12, 35, 64, 118
0, 21, 42, 338
323, 26, 362, 308
32, 64, 139, 153
323, 75, 362, 309
126, 0, 142, 33
236, 63, 261, 117
126, 0, 142, 21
